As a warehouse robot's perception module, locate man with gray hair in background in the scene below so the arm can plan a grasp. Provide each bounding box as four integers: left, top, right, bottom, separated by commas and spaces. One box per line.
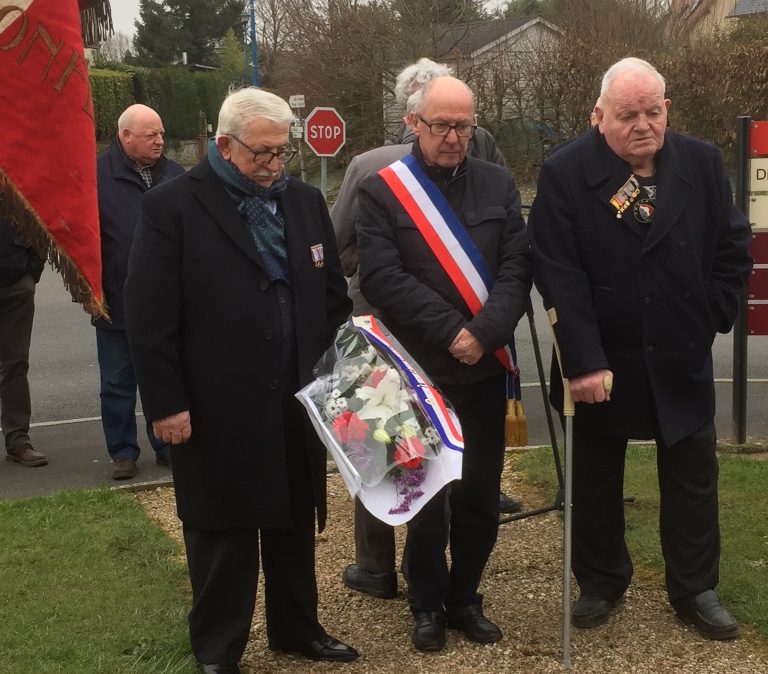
334, 57, 523, 603
124, 87, 356, 673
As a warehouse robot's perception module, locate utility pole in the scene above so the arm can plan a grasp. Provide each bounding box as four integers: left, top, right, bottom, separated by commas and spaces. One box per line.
249, 0, 259, 87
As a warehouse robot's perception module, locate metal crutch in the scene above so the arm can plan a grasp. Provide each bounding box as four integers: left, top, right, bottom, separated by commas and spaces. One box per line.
547, 307, 612, 669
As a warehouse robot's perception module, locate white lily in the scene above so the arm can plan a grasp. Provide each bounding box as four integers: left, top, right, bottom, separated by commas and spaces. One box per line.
355, 368, 410, 423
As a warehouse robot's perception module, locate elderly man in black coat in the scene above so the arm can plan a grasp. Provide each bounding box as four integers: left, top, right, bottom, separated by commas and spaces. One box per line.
357, 76, 532, 652
124, 88, 356, 674
528, 57, 753, 640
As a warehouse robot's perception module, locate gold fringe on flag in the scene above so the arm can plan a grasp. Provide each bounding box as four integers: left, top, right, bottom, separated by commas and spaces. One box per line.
505, 398, 528, 448
0, 170, 108, 318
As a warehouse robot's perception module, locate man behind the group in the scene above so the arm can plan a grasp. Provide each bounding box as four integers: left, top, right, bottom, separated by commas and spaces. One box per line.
333, 57, 521, 604
528, 57, 753, 640
357, 76, 532, 651
124, 87, 356, 673
0, 216, 46, 468
94, 104, 185, 480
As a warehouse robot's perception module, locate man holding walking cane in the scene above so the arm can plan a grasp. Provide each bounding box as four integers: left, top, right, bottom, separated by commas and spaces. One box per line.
528, 57, 752, 640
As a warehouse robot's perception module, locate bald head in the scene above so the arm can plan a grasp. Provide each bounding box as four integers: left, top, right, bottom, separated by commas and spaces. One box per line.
118, 104, 165, 167
408, 76, 476, 169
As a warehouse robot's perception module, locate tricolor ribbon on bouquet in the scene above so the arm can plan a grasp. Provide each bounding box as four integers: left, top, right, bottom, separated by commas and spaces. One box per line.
296, 316, 464, 526
378, 154, 527, 445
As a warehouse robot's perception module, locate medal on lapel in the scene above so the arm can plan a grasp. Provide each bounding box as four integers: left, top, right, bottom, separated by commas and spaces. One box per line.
609, 174, 641, 219
633, 198, 654, 224
310, 243, 324, 268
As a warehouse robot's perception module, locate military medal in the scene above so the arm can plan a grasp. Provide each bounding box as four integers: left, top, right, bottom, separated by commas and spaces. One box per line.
633, 198, 655, 224
310, 243, 324, 268
609, 174, 641, 219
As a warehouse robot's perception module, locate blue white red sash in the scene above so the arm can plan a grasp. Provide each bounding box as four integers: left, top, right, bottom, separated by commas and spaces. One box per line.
353, 316, 464, 453
377, 154, 521, 399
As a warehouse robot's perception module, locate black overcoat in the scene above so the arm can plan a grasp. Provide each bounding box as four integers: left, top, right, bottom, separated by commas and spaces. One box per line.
528, 128, 752, 446
124, 160, 351, 531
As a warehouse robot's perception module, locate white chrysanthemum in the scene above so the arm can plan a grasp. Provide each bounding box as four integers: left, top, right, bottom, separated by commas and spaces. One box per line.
324, 398, 344, 419
424, 427, 441, 445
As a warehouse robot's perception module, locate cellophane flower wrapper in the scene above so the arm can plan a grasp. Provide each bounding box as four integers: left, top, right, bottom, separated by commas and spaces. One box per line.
296, 315, 463, 525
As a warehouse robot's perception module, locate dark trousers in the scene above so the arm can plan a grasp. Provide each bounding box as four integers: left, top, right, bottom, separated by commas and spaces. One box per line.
0, 274, 35, 450
402, 375, 506, 614
95, 327, 168, 460
183, 519, 325, 665
572, 421, 720, 604
184, 385, 325, 665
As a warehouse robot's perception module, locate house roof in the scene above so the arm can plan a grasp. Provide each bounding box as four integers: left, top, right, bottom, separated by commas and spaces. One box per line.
435, 16, 540, 57
729, 0, 768, 16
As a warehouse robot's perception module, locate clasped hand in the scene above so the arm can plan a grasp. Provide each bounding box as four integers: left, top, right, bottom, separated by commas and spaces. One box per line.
449, 327, 484, 366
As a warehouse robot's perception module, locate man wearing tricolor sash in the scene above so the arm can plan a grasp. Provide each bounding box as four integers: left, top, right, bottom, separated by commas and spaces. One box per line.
357, 76, 532, 651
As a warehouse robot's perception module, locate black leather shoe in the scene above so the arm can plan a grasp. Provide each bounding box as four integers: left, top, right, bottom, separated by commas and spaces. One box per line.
197, 664, 240, 674
448, 604, 503, 643
343, 563, 397, 599
572, 594, 616, 628
411, 611, 447, 652
499, 491, 522, 514
273, 636, 359, 662
673, 590, 741, 640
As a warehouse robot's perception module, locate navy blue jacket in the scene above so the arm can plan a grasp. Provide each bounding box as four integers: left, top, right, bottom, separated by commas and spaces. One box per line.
0, 216, 44, 287
95, 138, 185, 329
528, 127, 753, 446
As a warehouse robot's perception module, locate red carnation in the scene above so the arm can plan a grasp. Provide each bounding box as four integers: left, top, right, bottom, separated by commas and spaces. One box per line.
394, 437, 425, 470
332, 411, 369, 444
369, 367, 389, 387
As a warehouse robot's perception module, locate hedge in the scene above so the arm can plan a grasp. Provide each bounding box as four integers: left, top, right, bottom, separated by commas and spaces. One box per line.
89, 66, 239, 141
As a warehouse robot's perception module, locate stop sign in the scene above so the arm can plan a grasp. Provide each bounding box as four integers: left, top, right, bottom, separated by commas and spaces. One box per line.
304, 107, 346, 157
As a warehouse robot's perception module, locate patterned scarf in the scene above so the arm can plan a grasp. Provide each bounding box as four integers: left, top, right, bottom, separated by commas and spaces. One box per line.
208, 138, 290, 282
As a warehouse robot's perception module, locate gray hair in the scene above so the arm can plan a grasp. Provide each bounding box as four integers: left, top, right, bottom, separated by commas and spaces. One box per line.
600, 57, 666, 100
394, 57, 453, 109
408, 77, 474, 116
216, 87, 294, 139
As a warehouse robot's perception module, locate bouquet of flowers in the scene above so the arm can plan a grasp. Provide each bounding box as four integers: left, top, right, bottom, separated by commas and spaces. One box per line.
296, 315, 463, 525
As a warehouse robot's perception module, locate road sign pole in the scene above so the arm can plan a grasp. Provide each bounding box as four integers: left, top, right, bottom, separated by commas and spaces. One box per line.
733, 116, 750, 444
320, 157, 328, 200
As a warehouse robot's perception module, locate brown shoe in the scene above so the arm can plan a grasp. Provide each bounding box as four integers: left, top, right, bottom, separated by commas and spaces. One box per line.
111, 458, 137, 480
5, 443, 48, 467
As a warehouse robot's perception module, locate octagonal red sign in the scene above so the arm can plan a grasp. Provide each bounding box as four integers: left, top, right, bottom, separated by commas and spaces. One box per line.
304, 107, 346, 157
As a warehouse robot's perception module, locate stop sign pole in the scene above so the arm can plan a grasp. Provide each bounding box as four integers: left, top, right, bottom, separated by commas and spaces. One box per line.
304, 107, 346, 199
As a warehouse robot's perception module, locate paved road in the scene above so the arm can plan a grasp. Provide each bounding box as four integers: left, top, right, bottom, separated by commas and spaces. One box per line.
1, 270, 766, 501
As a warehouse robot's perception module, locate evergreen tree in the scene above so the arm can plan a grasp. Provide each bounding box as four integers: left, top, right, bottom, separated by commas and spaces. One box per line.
134, 0, 245, 66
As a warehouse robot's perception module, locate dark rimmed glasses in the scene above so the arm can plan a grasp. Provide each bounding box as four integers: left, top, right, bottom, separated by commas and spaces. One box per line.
229, 134, 296, 165
416, 115, 477, 138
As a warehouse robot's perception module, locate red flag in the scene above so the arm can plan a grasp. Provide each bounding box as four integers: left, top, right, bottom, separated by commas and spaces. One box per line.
0, 0, 105, 313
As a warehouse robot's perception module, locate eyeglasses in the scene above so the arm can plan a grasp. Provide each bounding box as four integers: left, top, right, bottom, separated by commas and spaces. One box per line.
417, 115, 477, 138
229, 134, 296, 165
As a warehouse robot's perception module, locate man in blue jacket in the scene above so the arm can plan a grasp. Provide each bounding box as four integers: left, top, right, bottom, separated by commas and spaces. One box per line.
94, 104, 185, 480
528, 58, 753, 640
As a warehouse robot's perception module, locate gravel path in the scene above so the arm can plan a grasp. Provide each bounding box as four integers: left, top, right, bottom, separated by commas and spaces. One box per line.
135, 456, 768, 673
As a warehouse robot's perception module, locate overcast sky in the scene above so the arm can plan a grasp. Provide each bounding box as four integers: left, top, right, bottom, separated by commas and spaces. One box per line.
109, 0, 508, 40
110, 0, 141, 39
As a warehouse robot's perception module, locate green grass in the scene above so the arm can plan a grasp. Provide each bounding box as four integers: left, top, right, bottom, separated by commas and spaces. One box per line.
517, 445, 768, 638
0, 489, 195, 673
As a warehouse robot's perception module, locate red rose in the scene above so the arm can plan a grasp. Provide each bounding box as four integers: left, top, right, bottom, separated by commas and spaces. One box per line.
332, 411, 368, 444
394, 437, 425, 470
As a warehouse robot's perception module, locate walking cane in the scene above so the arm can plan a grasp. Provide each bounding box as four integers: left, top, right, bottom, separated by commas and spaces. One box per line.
547, 307, 612, 669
